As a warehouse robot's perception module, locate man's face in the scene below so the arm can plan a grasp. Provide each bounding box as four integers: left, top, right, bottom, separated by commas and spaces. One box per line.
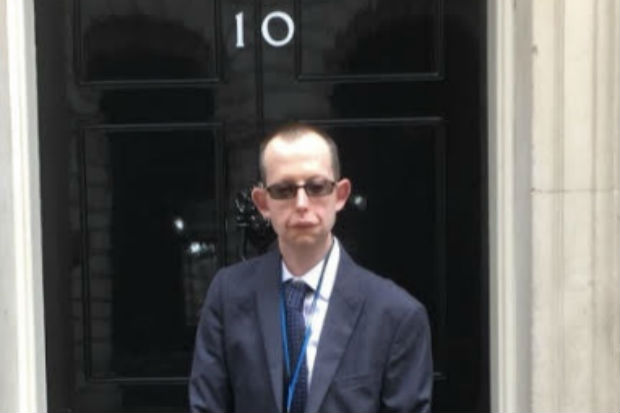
251, 132, 351, 252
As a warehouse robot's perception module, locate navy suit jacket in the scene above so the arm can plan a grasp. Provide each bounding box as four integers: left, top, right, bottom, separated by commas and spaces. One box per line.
189, 247, 433, 413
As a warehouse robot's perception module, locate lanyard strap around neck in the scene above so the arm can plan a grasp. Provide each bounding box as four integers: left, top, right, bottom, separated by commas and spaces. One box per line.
279, 239, 335, 413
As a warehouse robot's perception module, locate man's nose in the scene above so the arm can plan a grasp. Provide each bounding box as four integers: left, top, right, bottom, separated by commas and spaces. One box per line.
294, 186, 309, 208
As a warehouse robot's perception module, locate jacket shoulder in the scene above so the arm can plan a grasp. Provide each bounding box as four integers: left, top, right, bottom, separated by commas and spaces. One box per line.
205, 251, 279, 306
213, 250, 278, 281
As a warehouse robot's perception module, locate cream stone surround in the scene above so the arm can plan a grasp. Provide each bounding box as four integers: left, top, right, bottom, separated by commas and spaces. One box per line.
0, 0, 47, 412
489, 0, 620, 412
0, 0, 619, 411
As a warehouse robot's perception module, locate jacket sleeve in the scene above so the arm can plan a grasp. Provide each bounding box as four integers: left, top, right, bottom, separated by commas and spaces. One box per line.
380, 303, 433, 413
189, 270, 233, 413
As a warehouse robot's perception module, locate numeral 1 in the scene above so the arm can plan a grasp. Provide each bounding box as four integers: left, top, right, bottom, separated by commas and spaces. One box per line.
235, 12, 245, 48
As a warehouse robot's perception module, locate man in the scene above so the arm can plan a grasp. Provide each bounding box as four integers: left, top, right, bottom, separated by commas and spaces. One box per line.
189, 124, 433, 412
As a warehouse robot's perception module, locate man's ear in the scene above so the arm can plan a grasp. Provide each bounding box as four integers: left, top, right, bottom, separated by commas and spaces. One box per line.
251, 186, 271, 219
334, 178, 351, 212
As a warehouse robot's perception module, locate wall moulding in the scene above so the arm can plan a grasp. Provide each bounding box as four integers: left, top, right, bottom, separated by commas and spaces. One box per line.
2, 0, 47, 411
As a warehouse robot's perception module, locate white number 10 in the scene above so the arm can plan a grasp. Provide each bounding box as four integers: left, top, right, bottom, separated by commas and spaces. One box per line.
235, 11, 295, 49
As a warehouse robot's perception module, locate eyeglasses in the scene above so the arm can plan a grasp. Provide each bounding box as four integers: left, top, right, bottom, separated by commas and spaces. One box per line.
265, 178, 337, 200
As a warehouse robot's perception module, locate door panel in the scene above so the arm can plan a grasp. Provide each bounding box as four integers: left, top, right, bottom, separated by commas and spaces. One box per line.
322, 121, 447, 384
79, 126, 223, 379
295, 0, 441, 79
36, 0, 486, 411
76, 0, 221, 83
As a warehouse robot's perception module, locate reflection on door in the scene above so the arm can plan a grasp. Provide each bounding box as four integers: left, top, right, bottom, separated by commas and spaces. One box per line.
36, 0, 487, 411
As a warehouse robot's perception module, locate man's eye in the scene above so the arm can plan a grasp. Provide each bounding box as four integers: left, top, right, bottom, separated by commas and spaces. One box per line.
270, 184, 296, 197
278, 185, 295, 194
306, 182, 326, 194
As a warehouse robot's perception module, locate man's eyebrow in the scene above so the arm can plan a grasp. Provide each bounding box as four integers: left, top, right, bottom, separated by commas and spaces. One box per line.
272, 175, 328, 183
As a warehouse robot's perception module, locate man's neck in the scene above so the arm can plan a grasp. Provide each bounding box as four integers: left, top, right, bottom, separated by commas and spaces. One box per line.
280, 235, 333, 276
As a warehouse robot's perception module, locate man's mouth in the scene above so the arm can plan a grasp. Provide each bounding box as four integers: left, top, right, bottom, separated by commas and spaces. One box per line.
290, 221, 317, 228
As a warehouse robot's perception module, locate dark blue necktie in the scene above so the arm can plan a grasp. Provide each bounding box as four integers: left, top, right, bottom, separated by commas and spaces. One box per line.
284, 281, 310, 413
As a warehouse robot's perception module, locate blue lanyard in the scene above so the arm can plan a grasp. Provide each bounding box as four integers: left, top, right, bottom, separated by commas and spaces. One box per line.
279, 240, 334, 413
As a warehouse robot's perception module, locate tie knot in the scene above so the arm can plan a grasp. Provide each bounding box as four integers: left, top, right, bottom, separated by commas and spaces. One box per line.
284, 281, 309, 312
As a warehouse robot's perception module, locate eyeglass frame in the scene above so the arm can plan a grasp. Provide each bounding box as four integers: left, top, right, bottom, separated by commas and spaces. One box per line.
262, 178, 338, 200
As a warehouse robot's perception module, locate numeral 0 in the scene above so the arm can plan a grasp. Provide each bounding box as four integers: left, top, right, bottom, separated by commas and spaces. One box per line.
235, 11, 295, 48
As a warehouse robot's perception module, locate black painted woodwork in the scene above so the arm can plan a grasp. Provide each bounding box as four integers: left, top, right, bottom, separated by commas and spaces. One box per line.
35, 0, 487, 411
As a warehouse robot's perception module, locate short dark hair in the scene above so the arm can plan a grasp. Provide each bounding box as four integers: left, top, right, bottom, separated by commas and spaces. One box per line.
258, 123, 341, 183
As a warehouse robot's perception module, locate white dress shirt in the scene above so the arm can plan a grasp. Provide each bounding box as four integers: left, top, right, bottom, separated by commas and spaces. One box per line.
281, 238, 340, 387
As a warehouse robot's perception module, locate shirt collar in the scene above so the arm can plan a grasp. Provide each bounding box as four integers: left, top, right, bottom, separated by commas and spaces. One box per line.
281, 238, 340, 301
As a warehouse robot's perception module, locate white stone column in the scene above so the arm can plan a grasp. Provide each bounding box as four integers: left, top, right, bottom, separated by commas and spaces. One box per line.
0, 0, 47, 412
530, 0, 620, 411
489, 0, 534, 410
491, 0, 620, 412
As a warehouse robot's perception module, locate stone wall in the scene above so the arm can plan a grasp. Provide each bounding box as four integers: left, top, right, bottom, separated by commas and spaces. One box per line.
490, 0, 620, 411
530, 1, 620, 411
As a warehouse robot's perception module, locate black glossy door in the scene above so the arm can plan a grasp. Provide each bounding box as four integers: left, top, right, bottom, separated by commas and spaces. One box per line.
36, 0, 486, 411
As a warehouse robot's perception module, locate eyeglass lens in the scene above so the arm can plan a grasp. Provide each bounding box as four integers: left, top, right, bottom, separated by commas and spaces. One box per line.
266, 179, 336, 199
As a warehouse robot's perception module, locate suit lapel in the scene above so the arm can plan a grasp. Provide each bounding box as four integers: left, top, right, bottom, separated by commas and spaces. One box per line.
255, 251, 284, 412
306, 251, 365, 413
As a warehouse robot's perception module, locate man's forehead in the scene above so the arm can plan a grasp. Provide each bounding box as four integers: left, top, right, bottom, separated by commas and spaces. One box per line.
265, 131, 330, 155
262, 132, 334, 180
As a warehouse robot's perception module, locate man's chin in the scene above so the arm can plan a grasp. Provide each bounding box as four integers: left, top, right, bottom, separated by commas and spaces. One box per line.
290, 236, 318, 247
284, 232, 331, 250
287, 233, 321, 248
